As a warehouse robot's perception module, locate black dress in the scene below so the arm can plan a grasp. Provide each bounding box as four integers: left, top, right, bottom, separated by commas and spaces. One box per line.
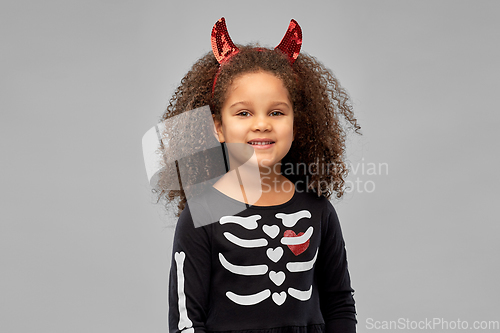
169, 186, 356, 333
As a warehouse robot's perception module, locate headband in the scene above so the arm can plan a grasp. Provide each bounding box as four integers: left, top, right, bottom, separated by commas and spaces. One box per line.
211, 17, 302, 94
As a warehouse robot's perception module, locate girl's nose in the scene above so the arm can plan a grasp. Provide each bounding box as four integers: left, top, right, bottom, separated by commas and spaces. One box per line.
251, 114, 272, 132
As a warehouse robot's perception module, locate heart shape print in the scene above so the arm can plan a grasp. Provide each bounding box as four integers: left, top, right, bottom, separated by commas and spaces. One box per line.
283, 230, 309, 256
269, 271, 286, 286
266, 247, 284, 263
262, 225, 280, 239
272, 291, 287, 306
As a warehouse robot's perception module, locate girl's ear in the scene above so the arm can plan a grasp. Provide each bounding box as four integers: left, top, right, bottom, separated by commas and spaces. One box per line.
212, 114, 225, 143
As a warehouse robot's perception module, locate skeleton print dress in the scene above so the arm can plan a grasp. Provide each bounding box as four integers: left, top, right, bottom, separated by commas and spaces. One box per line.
169, 185, 356, 333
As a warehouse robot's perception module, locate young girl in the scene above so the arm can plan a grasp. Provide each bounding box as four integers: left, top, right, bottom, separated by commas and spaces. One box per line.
159, 17, 361, 333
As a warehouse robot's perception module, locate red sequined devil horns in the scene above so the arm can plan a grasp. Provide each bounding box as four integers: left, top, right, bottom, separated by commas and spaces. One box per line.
210, 17, 303, 94
211, 17, 303, 65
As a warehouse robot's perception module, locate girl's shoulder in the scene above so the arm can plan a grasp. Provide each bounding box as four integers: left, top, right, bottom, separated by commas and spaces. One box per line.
293, 183, 337, 211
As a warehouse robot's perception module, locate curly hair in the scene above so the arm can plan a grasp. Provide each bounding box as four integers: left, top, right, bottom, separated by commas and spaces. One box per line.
157, 45, 361, 216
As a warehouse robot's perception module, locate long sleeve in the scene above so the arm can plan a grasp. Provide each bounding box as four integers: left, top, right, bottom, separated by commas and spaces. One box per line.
169, 205, 212, 333
317, 203, 357, 333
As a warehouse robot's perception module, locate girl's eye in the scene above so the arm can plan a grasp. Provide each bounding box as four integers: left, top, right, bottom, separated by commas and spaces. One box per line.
270, 111, 284, 116
237, 111, 251, 117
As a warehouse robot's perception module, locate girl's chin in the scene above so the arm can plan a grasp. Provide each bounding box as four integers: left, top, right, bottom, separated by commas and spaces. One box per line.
256, 159, 282, 170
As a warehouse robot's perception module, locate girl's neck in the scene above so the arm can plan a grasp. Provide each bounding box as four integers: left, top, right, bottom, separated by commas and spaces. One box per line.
213, 166, 295, 207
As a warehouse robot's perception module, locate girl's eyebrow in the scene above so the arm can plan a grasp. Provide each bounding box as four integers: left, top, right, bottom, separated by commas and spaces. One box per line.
228, 101, 252, 108
228, 101, 291, 109
270, 102, 292, 108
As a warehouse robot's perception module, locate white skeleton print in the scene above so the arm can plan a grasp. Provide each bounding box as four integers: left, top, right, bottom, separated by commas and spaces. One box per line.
217, 210, 316, 306
169, 189, 356, 333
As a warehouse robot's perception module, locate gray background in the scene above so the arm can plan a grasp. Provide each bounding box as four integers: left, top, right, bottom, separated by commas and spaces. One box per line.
1, 0, 499, 332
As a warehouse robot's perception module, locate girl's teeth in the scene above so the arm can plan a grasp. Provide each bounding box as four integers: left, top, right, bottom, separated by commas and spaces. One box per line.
250, 142, 272, 145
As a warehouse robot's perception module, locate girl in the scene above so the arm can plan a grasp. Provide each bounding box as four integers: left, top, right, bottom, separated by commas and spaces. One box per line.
159, 17, 361, 333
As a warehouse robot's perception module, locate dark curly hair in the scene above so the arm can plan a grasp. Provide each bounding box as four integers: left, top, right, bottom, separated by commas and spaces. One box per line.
157, 45, 361, 216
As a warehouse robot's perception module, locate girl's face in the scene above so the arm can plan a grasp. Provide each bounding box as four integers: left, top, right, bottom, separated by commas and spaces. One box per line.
215, 71, 294, 173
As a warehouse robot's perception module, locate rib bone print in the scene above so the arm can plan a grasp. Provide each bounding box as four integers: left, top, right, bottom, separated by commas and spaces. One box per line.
219, 210, 315, 306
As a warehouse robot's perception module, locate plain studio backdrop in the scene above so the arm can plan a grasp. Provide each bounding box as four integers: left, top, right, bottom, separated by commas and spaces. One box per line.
1, 1, 499, 332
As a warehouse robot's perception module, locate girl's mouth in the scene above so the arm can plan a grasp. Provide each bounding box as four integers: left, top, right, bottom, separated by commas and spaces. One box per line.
248, 141, 274, 145
248, 140, 275, 149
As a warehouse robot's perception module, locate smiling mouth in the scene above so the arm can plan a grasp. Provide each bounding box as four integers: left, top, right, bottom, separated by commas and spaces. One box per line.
248, 141, 275, 146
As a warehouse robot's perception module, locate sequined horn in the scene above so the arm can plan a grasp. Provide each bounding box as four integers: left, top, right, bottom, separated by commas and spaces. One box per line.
211, 17, 239, 64
275, 19, 302, 65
